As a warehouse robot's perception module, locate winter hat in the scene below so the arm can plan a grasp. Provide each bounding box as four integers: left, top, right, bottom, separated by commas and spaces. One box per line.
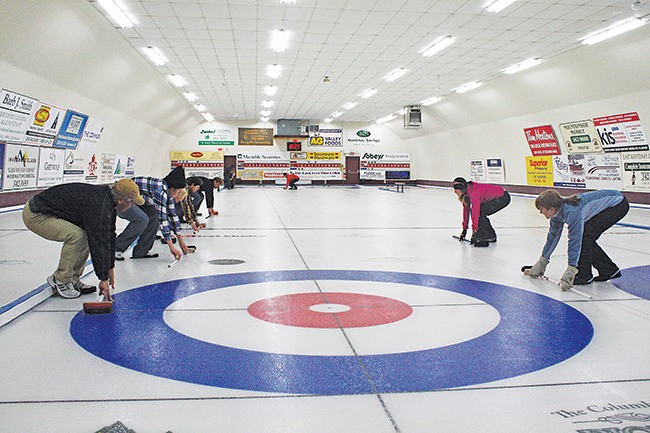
452, 177, 467, 191
163, 166, 186, 189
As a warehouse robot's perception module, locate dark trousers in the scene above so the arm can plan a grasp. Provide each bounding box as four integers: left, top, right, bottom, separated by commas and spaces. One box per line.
191, 191, 203, 213
289, 179, 299, 189
577, 198, 629, 279
476, 191, 510, 239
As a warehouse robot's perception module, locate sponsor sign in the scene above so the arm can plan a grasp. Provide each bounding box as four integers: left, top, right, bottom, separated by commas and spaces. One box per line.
523, 125, 561, 156
238, 128, 273, 146
486, 158, 506, 183
2, 143, 39, 190
99, 153, 115, 184
593, 111, 649, 153
77, 117, 105, 151
53, 109, 89, 150
553, 154, 586, 188
558, 119, 603, 154
291, 151, 343, 180
24, 101, 65, 147
309, 128, 342, 147
347, 129, 382, 145
0, 89, 37, 144
170, 150, 224, 178
63, 149, 89, 183
360, 152, 410, 180
237, 152, 289, 180
621, 151, 650, 191
198, 128, 234, 146
584, 153, 623, 190
469, 160, 486, 182
36, 147, 65, 188
525, 156, 553, 186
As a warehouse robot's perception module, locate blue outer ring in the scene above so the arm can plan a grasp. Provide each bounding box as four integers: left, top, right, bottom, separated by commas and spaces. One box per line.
70, 270, 593, 395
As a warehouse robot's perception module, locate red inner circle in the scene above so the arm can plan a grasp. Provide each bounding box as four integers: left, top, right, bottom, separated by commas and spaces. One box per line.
248, 292, 413, 328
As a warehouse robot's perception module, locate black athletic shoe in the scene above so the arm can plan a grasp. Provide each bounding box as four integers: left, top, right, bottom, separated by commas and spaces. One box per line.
131, 253, 159, 259
573, 275, 594, 285
594, 269, 621, 282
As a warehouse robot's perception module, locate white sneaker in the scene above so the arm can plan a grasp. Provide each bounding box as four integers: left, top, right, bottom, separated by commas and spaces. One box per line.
47, 275, 81, 299
72, 280, 97, 294
115, 251, 124, 261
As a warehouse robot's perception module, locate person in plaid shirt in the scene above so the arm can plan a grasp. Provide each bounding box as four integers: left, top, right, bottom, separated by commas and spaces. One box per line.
177, 177, 206, 232
115, 166, 189, 260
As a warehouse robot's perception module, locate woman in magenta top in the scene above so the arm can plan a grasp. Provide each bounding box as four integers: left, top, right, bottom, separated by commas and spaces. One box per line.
453, 177, 510, 247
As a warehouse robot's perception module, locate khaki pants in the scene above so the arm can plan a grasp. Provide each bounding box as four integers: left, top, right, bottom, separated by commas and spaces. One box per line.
22, 201, 89, 283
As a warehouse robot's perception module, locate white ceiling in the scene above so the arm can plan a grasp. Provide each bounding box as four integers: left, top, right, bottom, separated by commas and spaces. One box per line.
91, 0, 649, 124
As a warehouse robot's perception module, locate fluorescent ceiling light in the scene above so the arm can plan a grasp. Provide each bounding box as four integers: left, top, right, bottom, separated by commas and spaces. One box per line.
323, 118, 333, 123
454, 81, 482, 93
420, 36, 456, 57
504, 58, 542, 74
262, 99, 274, 108
142, 46, 167, 66
384, 68, 408, 82
97, 0, 135, 28
194, 104, 206, 112
331, 111, 343, 118
167, 74, 186, 87
376, 114, 396, 124
484, 0, 517, 13
202, 113, 214, 122
359, 88, 378, 99
421, 96, 442, 106
581, 18, 646, 45
271, 29, 290, 52
280, 0, 296, 3
264, 86, 277, 96
343, 102, 357, 110
261, 117, 270, 122
183, 92, 198, 102
266, 64, 282, 79
261, 110, 271, 116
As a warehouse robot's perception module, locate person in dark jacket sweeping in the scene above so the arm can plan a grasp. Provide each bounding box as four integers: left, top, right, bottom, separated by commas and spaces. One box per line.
22, 179, 144, 300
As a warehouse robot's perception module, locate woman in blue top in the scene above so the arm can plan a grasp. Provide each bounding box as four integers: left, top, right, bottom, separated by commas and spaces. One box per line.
528, 189, 629, 290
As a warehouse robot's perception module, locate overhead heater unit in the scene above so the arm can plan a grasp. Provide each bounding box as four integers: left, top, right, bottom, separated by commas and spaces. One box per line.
404, 105, 422, 129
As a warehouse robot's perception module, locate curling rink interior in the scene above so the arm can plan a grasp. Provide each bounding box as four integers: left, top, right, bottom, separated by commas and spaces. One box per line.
0, 185, 649, 433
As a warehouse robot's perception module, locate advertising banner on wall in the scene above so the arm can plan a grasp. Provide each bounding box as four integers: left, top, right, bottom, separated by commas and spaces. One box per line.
523, 125, 561, 156
593, 112, 649, 153
36, 147, 65, 188
236, 152, 289, 180
621, 151, 650, 192
583, 153, 623, 190
525, 156, 553, 187
170, 150, 224, 178
2, 143, 39, 191
291, 152, 344, 180
76, 117, 105, 152
199, 128, 234, 146
309, 129, 343, 147
486, 158, 506, 183
63, 150, 100, 184
0, 89, 37, 144
99, 153, 115, 184
558, 119, 603, 154
360, 152, 410, 180
238, 128, 273, 146
24, 101, 65, 147
0, 143, 4, 190
552, 154, 586, 188
53, 109, 89, 150
469, 160, 485, 182
113, 155, 128, 180
347, 129, 382, 146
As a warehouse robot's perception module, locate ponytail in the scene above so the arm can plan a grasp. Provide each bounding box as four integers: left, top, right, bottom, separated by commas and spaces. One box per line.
535, 189, 581, 210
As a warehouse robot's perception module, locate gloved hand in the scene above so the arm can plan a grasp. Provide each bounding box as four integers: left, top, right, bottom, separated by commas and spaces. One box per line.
528, 256, 549, 277
459, 229, 467, 241
560, 266, 579, 291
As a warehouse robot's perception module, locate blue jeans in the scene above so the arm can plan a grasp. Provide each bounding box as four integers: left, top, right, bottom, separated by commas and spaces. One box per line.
116, 204, 157, 256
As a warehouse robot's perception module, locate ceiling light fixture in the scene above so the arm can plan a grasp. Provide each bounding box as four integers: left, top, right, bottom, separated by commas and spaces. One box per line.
384, 68, 408, 82
323, 118, 333, 123
262, 99, 274, 108
271, 29, 290, 52
183, 92, 198, 102
261, 110, 271, 116
264, 85, 277, 96
97, 0, 135, 28
376, 114, 396, 124
194, 104, 206, 112
454, 81, 482, 93
142, 46, 167, 66
420, 36, 456, 57
167, 74, 187, 87
202, 113, 214, 122
504, 58, 542, 74
331, 111, 343, 118
421, 96, 442, 106
484, 0, 517, 13
266, 64, 282, 79
343, 102, 357, 110
581, 17, 646, 45
280, 0, 296, 3
261, 117, 270, 122
359, 88, 377, 98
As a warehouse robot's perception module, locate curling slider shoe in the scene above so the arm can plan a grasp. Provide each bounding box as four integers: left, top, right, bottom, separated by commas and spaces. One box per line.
187, 245, 196, 253
82, 293, 113, 315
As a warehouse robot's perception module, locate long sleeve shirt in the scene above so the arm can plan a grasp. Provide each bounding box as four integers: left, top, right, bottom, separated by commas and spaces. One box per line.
285, 174, 299, 188
132, 176, 182, 242
29, 183, 116, 281
198, 176, 216, 208
461, 182, 505, 231
541, 189, 624, 266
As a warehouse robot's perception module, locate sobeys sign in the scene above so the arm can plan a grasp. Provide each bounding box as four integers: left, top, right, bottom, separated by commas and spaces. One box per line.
198, 128, 234, 146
